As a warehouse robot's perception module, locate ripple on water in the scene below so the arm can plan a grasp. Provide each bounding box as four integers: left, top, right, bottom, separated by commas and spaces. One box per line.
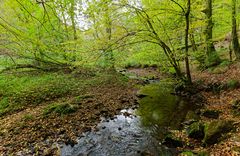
61, 109, 176, 156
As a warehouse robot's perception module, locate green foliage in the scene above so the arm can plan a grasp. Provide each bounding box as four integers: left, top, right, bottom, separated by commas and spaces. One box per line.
192, 50, 206, 69
43, 103, 78, 116
204, 53, 221, 68
219, 60, 232, 67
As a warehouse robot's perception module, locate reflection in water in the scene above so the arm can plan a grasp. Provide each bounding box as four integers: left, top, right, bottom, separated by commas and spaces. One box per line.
61, 80, 195, 156
61, 109, 175, 156
137, 80, 194, 136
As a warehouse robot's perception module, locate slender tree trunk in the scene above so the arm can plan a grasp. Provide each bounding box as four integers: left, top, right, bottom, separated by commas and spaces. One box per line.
232, 0, 240, 60
185, 0, 192, 84
70, 0, 77, 40
205, 0, 216, 55
105, 4, 115, 70
69, 0, 77, 61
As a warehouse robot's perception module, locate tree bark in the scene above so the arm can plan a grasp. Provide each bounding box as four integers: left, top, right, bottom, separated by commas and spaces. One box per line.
232, 0, 240, 60
205, 0, 216, 55
70, 0, 77, 40
185, 0, 192, 84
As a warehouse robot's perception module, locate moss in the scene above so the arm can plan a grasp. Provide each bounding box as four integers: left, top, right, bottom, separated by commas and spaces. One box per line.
187, 122, 204, 140
227, 79, 239, 89
180, 151, 196, 156
43, 103, 78, 116
22, 114, 34, 121
203, 120, 234, 146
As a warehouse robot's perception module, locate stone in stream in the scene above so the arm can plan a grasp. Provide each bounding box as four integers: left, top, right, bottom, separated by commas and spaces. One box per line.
203, 120, 234, 146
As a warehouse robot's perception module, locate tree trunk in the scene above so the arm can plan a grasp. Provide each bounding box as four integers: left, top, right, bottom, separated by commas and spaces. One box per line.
203, 0, 220, 67
69, 0, 77, 61
232, 0, 240, 60
205, 0, 216, 55
70, 0, 77, 40
185, 0, 192, 84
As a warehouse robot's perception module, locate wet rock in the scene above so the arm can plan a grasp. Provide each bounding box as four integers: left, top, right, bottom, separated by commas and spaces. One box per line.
123, 112, 131, 117
65, 138, 77, 147
102, 126, 106, 129
203, 120, 234, 146
187, 122, 204, 140
201, 110, 220, 119
162, 136, 183, 148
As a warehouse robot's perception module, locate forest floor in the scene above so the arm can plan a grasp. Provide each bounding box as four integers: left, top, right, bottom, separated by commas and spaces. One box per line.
188, 62, 240, 156
1, 62, 240, 155
0, 71, 138, 155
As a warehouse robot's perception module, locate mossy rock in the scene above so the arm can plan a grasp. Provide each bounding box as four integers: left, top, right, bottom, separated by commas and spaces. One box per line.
180, 150, 209, 156
201, 110, 220, 119
180, 151, 196, 156
187, 122, 205, 140
185, 111, 200, 121
203, 120, 234, 146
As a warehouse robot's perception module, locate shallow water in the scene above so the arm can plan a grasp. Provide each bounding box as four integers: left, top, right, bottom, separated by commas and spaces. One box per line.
61, 80, 196, 156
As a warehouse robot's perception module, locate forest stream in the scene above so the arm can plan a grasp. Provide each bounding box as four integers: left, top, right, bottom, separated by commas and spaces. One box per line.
61, 78, 199, 156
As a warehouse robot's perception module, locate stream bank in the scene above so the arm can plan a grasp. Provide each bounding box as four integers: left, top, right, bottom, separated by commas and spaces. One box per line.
61, 69, 203, 156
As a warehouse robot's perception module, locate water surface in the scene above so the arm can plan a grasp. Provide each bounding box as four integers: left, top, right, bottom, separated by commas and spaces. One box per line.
61, 80, 196, 156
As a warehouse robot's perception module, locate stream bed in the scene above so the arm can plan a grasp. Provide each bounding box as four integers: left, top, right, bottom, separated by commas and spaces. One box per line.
61, 80, 198, 156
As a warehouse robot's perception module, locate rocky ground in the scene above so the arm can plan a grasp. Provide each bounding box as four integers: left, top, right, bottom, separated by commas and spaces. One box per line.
177, 62, 240, 156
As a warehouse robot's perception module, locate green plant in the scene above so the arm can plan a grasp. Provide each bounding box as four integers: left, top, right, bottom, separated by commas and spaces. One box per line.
204, 53, 221, 68
227, 79, 239, 89
43, 103, 78, 116
22, 114, 34, 121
